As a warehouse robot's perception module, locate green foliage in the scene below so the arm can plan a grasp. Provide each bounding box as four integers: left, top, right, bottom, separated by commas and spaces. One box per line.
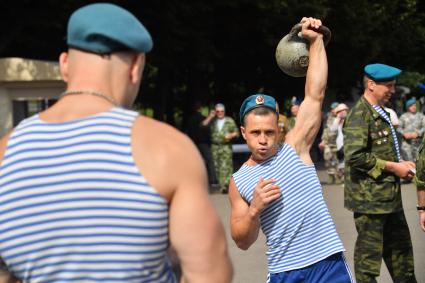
398, 71, 425, 91
2, 0, 425, 124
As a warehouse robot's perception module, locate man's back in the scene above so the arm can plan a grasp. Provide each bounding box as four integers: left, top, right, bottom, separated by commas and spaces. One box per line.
0, 108, 175, 282
0, 4, 232, 280
0, 103, 232, 282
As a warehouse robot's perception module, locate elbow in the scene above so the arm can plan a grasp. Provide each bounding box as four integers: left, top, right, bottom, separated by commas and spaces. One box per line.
236, 241, 250, 251
232, 236, 252, 251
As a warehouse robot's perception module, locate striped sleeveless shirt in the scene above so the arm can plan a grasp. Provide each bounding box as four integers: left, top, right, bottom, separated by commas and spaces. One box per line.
373, 105, 401, 161
0, 108, 176, 283
233, 143, 344, 275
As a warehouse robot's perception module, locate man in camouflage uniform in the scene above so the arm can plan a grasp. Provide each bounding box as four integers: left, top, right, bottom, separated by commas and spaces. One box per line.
287, 101, 300, 131
343, 63, 417, 283
277, 102, 290, 143
210, 103, 239, 192
319, 102, 339, 183
398, 97, 425, 161
414, 138, 425, 232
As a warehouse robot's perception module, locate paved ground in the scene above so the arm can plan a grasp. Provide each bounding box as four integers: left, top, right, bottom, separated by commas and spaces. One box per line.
210, 169, 425, 283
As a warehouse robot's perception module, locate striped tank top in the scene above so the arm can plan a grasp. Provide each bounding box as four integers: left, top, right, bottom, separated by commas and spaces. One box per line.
0, 108, 176, 283
233, 143, 344, 275
373, 105, 401, 161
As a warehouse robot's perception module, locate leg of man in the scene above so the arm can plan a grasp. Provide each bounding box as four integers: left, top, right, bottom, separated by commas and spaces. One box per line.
221, 144, 234, 189
211, 144, 222, 186
353, 213, 386, 283
401, 141, 413, 162
212, 144, 233, 191
382, 211, 416, 283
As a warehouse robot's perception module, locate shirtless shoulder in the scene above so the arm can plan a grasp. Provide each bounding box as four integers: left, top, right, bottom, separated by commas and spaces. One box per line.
131, 116, 206, 202
0, 131, 13, 166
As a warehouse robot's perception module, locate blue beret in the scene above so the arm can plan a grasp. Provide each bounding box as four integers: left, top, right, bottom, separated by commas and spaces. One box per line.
67, 3, 153, 54
364, 63, 401, 82
240, 94, 278, 124
330, 102, 339, 109
405, 97, 416, 108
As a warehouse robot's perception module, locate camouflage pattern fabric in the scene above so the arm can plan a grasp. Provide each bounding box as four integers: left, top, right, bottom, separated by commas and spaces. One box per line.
321, 115, 339, 182
415, 139, 425, 188
287, 117, 296, 131
278, 114, 289, 142
353, 212, 416, 283
344, 96, 416, 283
211, 116, 239, 188
397, 111, 425, 161
343, 96, 402, 214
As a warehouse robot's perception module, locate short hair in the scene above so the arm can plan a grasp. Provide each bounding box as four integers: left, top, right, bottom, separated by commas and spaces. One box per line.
215, 103, 225, 110
242, 106, 278, 126
363, 75, 369, 89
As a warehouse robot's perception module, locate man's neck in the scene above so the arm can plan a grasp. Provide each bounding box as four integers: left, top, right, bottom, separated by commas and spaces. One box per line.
363, 92, 380, 106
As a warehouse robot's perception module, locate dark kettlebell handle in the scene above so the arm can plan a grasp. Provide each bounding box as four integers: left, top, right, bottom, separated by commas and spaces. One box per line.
289, 23, 331, 46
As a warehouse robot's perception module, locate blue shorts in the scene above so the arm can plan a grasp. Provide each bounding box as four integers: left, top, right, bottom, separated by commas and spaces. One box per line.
268, 252, 354, 283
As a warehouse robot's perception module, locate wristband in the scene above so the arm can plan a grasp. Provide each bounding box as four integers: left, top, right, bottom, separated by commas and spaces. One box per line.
417, 205, 425, 211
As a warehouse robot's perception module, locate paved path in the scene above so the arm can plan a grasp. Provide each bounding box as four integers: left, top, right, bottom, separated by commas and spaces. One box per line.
210, 169, 425, 283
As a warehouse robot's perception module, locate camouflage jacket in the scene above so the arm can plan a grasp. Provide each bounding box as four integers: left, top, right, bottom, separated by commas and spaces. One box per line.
398, 111, 425, 141
415, 138, 425, 189
287, 117, 296, 131
343, 96, 402, 214
211, 116, 239, 145
278, 114, 289, 142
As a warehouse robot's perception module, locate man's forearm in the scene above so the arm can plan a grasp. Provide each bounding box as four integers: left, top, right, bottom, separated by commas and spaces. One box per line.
231, 208, 261, 250
305, 37, 327, 102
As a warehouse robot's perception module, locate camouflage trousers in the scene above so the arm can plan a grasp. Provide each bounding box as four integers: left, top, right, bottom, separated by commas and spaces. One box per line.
353, 212, 416, 283
323, 146, 340, 182
211, 144, 233, 188
401, 139, 421, 162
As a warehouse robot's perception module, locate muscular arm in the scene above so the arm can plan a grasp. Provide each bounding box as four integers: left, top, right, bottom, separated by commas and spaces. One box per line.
229, 178, 261, 250
132, 117, 232, 283
229, 177, 280, 250
286, 18, 327, 163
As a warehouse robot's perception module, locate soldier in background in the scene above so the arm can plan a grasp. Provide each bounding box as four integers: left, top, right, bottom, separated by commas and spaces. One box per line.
398, 97, 425, 161
185, 101, 218, 190
210, 103, 239, 193
343, 63, 416, 283
287, 99, 300, 130
319, 102, 339, 183
277, 102, 290, 143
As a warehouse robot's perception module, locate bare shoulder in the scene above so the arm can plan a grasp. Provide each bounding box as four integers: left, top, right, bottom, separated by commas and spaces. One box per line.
0, 130, 13, 165
133, 116, 197, 159
132, 116, 206, 201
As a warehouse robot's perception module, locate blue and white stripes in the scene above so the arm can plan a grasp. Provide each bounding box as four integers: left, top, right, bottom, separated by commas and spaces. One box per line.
373, 105, 401, 161
233, 144, 344, 274
0, 108, 176, 282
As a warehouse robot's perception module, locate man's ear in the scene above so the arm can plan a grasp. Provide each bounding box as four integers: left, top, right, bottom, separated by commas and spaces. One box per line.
367, 79, 375, 92
59, 52, 69, 82
130, 53, 145, 84
240, 126, 247, 140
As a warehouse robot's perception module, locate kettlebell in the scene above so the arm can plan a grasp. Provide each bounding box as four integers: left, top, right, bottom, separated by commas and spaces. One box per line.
275, 23, 331, 77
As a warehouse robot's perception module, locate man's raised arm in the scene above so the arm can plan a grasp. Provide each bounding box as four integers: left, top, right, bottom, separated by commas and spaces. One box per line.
286, 17, 328, 162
